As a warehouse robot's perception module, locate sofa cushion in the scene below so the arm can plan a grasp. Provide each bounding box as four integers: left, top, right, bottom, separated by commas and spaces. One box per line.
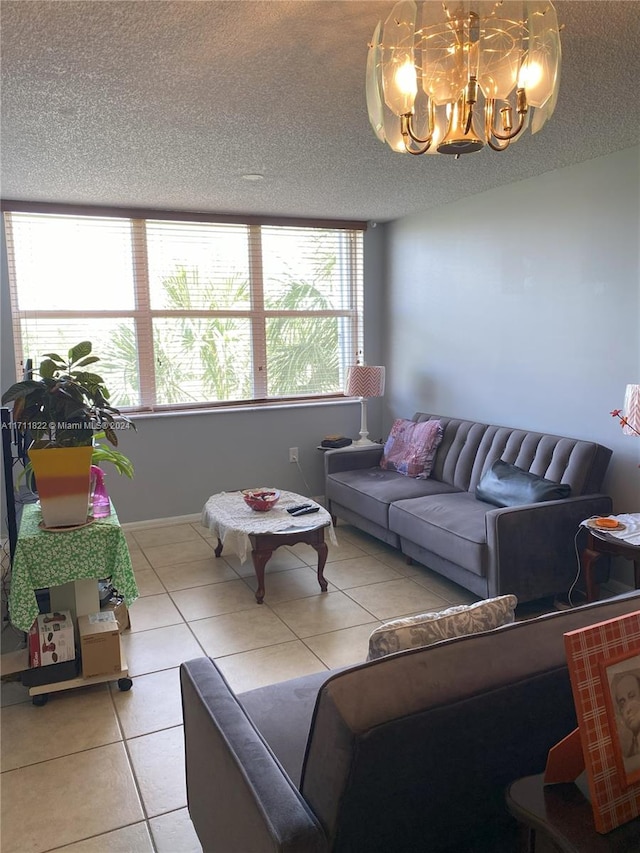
380, 418, 443, 479
327, 467, 460, 529
389, 491, 490, 576
238, 669, 337, 786
476, 459, 572, 508
366, 595, 518, 660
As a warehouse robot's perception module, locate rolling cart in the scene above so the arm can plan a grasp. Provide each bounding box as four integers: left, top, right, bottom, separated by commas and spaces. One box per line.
8, 504, 138, 705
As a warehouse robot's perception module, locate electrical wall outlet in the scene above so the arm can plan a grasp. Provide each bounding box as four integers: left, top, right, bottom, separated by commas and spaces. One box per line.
289, 447, 299, 463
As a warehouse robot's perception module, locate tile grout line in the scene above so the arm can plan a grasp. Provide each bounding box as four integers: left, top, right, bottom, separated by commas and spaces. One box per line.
106, 681, 161, 853
134, 536, 461, 643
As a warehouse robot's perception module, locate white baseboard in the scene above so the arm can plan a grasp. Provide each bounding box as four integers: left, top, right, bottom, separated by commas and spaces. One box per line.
121, 513, 201, 532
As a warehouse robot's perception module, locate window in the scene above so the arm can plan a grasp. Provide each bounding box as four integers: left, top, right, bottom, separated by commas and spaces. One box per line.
3, 207, 365, 411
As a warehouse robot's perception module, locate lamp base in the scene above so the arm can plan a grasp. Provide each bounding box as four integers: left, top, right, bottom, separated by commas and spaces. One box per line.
351, 397, 379, 448
352, 437, 378, 446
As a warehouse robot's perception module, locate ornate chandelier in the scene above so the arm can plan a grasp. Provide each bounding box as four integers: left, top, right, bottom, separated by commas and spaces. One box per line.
366, 1, 562, 157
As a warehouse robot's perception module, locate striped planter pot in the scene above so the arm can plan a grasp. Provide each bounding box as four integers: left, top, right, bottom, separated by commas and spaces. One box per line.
28, 444, 94, 528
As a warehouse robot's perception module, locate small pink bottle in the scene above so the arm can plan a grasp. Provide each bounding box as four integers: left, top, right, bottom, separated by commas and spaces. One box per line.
90, 465, 111, 518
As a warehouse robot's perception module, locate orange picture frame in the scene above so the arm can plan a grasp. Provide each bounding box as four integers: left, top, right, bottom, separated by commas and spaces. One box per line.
564, 610, 640, 833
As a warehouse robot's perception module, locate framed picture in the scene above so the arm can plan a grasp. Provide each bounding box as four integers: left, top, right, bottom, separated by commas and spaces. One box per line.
600, 651, 640, 787
564, 610, 640, 833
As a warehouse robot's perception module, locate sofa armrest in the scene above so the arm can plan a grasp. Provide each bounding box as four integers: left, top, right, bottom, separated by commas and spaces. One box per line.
180, 658, 328, 853
485, 494, 613, 602
324, 445, 383, 476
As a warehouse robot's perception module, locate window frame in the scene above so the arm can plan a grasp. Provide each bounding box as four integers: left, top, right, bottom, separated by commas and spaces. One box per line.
2, 201, 367, 413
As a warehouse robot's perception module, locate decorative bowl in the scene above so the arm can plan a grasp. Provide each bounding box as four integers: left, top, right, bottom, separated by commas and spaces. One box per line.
242, 488, 281, 512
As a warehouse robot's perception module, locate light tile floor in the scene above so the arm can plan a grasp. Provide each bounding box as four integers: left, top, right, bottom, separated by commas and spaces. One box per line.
1, 519, 482, 853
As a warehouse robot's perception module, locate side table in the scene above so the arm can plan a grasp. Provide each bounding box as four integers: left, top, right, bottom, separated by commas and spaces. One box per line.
10, 503, 138, 632
506, 773, 640, 852
580, 529, 640, 603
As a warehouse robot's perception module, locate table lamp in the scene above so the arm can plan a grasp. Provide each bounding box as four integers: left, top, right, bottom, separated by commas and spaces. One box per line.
345, 364, 385, 446
622, 384, 640, 435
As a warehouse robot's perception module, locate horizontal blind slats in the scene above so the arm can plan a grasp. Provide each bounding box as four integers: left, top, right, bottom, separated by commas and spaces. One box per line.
4, 211, 364, 411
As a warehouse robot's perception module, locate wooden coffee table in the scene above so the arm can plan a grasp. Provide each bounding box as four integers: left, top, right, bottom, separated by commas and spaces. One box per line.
201, 490, 337, 603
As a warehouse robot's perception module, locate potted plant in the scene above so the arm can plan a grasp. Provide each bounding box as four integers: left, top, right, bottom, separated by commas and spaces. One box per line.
1, 341, 135, 527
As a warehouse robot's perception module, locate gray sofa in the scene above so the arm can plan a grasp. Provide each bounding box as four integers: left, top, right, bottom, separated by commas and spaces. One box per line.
325, 413, 613, 603
181, 591, 640, 853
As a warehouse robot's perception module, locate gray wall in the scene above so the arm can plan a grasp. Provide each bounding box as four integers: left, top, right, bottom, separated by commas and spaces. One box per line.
0, 226, 386, 525
383, 146, 640, 584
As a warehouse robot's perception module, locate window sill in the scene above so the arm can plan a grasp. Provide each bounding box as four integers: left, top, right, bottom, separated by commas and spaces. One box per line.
127, 397, 360, 422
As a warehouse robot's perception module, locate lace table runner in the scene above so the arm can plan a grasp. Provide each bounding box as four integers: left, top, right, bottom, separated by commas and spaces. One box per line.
201, 490, 338, 563
608, 513, 640, 547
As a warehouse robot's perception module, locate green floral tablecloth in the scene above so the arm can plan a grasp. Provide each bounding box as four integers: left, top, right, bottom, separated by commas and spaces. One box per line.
9, 502, 138, 632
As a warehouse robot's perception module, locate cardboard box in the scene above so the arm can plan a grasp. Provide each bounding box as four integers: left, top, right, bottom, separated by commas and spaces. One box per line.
78, 611, 122, 678
28, 611, 75, 668
100, 596, 130, 633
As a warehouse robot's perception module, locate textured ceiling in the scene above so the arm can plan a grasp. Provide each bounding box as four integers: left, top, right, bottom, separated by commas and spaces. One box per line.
1, 1, 639, 223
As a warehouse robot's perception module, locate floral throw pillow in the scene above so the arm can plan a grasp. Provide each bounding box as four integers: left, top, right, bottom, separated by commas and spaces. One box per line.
366, 595, 518, 661
379, 418, 443, 479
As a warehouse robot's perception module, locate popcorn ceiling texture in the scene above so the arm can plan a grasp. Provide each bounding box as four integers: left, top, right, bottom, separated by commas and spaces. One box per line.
1, 1, 639, 222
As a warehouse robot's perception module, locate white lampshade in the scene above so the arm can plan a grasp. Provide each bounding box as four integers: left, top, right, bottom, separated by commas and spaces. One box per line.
345, 365, 386, 398
622, 384, 640, 435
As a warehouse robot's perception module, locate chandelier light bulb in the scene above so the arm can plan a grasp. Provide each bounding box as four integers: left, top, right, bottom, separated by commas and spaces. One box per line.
519, 60, 544, 90
366, 0, 562, 157
395, 60, 418, 99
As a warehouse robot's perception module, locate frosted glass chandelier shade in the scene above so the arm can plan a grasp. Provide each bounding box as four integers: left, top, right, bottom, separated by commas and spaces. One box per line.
366, 0, 562, 157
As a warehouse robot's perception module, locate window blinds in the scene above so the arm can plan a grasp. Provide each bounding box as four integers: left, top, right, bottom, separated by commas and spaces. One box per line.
4, 207, 365, 412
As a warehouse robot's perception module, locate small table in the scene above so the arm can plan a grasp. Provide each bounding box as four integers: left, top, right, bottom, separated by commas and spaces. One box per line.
580, 528, 640, 603
201, 491, 337, 603
10, 502, 139, 633
506, 773, 640, 852
9, 502, 138, 704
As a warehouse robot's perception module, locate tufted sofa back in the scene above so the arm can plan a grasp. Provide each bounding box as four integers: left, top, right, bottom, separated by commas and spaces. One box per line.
413, 413, 611, 496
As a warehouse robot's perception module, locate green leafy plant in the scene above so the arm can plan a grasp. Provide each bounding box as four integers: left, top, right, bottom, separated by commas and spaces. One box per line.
2, 341, 135, 476
92, 433, 135, 478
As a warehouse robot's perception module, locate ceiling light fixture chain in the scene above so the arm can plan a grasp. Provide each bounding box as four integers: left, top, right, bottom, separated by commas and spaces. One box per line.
366, 0, 562, 158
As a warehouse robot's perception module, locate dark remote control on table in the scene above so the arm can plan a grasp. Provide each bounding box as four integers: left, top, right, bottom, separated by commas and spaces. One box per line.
291, 506, 320, 517
287, 503, 312, 514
